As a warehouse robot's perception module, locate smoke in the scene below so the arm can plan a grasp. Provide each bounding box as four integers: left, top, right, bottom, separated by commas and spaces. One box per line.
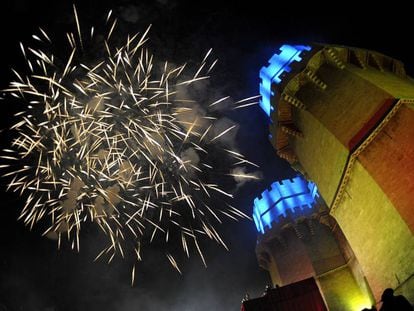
109, 248, 266, 311
180, 147, 200, 176
231, 167, 263, 191
119, 5, 140, 23
209, 117, 239, 148
175, 102, 210, 133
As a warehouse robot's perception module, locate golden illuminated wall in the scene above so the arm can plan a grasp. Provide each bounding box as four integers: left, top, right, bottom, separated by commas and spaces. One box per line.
332, 160, 414, 301
256, 217, 372, 310
292, 109, 348, 206
267, 45, 414, 305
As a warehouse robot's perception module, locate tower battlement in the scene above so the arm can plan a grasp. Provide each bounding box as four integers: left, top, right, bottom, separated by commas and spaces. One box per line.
253, 176, 319, 233
259, 45, 311, 117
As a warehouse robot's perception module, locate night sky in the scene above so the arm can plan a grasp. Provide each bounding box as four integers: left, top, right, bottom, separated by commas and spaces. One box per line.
0, 1, 412, 310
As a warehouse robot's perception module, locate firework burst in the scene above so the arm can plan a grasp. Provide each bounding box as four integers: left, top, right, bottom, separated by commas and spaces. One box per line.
1, 6, 259, 281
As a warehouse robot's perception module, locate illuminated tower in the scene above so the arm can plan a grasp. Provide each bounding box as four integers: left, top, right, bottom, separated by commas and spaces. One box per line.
254, 176, 371, 310
257, 44, 414, 306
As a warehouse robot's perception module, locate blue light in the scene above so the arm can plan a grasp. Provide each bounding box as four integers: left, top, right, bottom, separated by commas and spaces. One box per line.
253, 176, 319, 233
259, 45, 311, 117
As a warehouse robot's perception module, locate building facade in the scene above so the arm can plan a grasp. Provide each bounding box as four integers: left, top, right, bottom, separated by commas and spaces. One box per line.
255, 44, 414, 309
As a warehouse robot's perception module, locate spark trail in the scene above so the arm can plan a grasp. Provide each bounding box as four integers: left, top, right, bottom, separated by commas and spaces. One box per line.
1, 7, 260, 280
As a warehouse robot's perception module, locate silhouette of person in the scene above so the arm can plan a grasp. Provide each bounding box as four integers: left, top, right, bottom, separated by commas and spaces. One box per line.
379, 288, 413, 311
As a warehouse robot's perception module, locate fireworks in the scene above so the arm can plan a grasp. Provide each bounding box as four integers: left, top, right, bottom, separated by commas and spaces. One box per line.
1, 6, 259, 279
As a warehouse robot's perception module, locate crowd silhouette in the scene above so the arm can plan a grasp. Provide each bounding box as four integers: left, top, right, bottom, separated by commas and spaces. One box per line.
361, 288, 413, 311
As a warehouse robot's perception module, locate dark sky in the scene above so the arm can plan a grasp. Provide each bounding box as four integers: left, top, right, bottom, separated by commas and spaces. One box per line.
0, 1, 412, 310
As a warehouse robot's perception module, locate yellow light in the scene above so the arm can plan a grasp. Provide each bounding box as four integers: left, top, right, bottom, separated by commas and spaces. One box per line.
349, 295, 373, 311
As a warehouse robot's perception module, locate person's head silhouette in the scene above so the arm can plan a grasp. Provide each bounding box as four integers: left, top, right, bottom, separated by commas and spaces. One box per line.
381, 288, 394, 303
380, 288, 413, 311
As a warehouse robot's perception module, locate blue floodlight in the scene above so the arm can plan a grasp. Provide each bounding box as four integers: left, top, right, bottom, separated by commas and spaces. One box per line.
253, 176, 319, 233
259, 45, 311, 117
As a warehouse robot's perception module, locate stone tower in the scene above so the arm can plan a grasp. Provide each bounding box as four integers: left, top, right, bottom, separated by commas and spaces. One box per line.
254, 176, 372, 310
256, 44, 414, 307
